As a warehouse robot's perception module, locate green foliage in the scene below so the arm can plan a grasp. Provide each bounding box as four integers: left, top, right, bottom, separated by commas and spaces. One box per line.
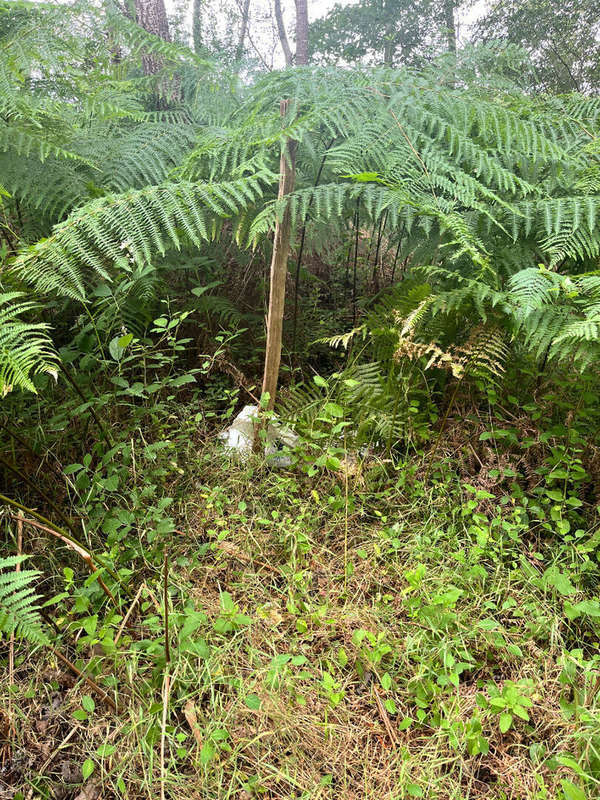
0, 293, 57, 395
3, 5, 600, 800
475, 0, 600, 93
309, 0, 455, 67
0, 555, 48, 645
3, 0, 600, 390
10, 173, 271, 300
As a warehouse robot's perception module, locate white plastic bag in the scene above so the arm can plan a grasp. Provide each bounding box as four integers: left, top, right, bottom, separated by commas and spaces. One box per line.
219, 405, 298, 466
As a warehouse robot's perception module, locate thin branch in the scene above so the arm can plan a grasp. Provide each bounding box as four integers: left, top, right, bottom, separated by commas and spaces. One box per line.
51, 645, 117, 712
274, 0, 292, 66
9, 515, 116, 604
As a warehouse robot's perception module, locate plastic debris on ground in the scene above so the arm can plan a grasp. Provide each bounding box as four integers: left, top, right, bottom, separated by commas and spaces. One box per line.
219, 404, 298, 467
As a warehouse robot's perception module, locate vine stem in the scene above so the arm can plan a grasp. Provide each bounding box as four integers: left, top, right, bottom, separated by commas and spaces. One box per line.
58, 362, 114, 449
9, 515, 116, 603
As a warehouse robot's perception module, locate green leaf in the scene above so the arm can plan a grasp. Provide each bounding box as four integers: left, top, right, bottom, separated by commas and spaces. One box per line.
323, 402, 344, 418
179, 611, 208, 641
380, 672, 392, 690
117, 333, 133, 349
573, 600, 600, 617
433, 586, 463, 606
82, 695, 95, 713
513, 704, 530, 721
96, 744, 116, 757
245, 694, 261, 710
63, 463, 84, 474
557, 756, 586, 776
542, 567, 576, 596
82, 758, 95, 780
342, 171, 381, 183
220, 591, 235, 612
499, 713, 513, 733
170, 374, 197, 387
200, 741, 215, 764
560, 779, 587, 800
109, 335, 127, 361
477, 617, 499, 630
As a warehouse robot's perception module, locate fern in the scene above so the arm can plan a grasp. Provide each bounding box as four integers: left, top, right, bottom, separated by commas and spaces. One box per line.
0, 555, 48, 645
11, 174, 273, 300
0, 293, 57, 395
3, 0, 600, 394
101, 123, 199, 193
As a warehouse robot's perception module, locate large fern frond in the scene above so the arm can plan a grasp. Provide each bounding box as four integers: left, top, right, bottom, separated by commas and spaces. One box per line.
11, 173, 273, 300
0, 555, 48, 645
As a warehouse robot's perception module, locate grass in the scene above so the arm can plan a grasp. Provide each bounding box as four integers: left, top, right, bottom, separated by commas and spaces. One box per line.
2, 435, 600, 799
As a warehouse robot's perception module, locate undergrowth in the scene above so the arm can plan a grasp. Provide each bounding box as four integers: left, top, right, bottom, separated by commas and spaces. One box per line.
2, 375, 600, 800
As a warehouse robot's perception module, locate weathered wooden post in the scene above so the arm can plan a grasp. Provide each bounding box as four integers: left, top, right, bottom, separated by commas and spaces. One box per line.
254, 99, 296, 450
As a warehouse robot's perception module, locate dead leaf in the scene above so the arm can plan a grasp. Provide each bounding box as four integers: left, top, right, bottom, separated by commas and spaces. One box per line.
183, 700, 203, 748
74, 782, 101, 800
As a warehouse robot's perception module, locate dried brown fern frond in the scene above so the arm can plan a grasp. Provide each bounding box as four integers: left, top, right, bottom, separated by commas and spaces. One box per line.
394, 323, 509, 385
453, 325, 510, 382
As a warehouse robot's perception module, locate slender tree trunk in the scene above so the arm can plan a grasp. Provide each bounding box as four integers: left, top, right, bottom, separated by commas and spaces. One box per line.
274, 0, 292, 66
443, 0, 457, 55
259, 100, 297, 412
294, 0, 308, 65
372, 211, 386, 290
235, 0, 251, 65
383, 38, 395, 66
192, 0, 203, 53
382, 0, 395, 66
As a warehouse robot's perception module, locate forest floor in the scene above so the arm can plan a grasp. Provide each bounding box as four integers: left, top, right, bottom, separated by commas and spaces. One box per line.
1, 430, 597, 800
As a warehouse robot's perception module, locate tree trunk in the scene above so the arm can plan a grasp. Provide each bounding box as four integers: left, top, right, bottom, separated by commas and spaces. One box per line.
274, 0, 292, 66
235, 0, 251, 65
134, 0, 171, 74
383, 38, 395, 66
294, 0, 308, 65
259, 99, 297, 413
192, 0, 203, 54
443, 0, 457, 55
134, 0, 180, 103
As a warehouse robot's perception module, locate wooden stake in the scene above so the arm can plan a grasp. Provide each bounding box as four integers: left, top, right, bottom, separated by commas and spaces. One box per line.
258, 99, 297, 420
